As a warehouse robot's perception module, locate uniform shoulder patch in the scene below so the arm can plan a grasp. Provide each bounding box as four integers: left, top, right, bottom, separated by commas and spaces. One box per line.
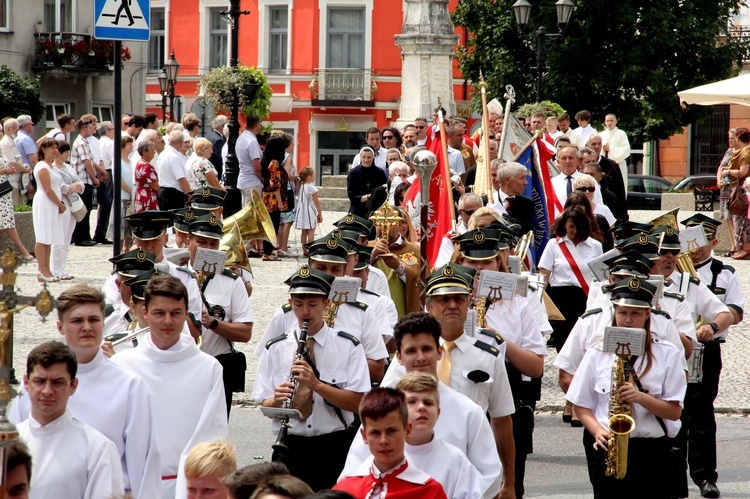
337, 331, 360, 346
281, 303, 292, 313
177, 266, 196, 277
104, 304, 115, 317
724, 264, 736, 274
359, 288, 378, 297
472, 340, 500, 357
478, 329, 504, 345
663, 291, 684, 302
103, 332, 127, 342
344, 300, 368, 311
222, 268, 239, 279
689, 276, 701, 285
581, 308, 602, 319
265, 334, 287, 349
651, 308, 672, 319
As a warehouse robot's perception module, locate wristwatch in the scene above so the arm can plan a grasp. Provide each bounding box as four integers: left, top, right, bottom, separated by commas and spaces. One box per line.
209, 318, 219, 330
709, 321, 719, 333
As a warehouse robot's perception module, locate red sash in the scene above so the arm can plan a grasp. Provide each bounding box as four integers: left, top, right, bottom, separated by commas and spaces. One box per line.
556, 237, 590, 294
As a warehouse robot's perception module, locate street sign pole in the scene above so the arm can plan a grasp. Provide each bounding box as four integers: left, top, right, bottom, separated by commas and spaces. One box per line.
113, 42, 122, 255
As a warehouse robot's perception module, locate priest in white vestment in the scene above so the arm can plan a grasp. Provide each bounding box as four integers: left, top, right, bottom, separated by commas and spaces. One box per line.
18, 341, 124, 499
111, 274, 228, 499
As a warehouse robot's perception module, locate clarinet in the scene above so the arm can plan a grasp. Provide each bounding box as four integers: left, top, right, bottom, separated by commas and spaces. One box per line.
272, 319, 310, 460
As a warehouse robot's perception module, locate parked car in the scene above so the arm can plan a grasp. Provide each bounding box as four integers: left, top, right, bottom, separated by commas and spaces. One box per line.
673, 175, 721, 203
627, 175, 674, 210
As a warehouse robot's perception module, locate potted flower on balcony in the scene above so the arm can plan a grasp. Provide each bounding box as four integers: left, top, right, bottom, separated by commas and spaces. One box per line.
199, 65, 273, 119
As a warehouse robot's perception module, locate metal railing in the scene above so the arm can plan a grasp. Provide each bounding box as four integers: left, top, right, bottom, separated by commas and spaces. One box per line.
310, 68, 376, 101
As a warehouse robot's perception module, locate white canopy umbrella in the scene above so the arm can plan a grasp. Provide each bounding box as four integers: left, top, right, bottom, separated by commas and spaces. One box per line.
678, 73, 750, 107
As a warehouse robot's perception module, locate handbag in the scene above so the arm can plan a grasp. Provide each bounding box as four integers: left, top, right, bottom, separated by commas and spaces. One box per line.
215, 341, 247, 393
728, 185, 748, 216
0, 179, 11, 197
69, 193, 88, 223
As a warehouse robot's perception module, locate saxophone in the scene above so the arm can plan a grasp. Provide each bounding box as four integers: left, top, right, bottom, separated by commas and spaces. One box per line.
474, 296, 489, 328
605, 356, 636, 479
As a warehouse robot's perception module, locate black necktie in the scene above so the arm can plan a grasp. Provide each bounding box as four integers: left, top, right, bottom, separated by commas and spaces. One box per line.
566, 175, 573, 196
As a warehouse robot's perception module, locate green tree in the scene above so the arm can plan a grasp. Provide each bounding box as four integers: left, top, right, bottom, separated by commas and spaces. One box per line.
453, 0, 750, 144
0, 66, 44, 123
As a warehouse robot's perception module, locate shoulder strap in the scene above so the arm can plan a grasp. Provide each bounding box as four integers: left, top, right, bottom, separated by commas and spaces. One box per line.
281, 303, 292, 313
478, 329, 504, 345
337, 331, 361, 346
473, 340, 500, 357
555, 237, 590, 294
581, 308, 602, 319
630, 364, 669, 438
709, 258, 724, 292
265, 334, 287, 350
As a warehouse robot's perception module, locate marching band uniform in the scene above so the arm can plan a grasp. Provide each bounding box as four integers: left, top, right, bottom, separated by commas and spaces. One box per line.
342, 382, 502, 498
252, 266, 371, 491
101, 248, 156, 339
188, 214, 254, 416
354, 245, 398, 342
112, 329, 227, 498
104, 269, 160, 354
19, 410, 124, 499
678, 215, 745, 497
335, 457, 448, 498
333, 213, 393, 299
566, 278, 687, 498
11, 347, 162, 498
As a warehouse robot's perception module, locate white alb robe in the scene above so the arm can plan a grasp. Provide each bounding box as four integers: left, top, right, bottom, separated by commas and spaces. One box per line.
19, 411, 124, 499
111, 332, 228, 499
406, 437, 483, 499
10, 349, 162, 498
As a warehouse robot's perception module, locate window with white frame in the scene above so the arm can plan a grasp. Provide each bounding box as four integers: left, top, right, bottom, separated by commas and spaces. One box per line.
93, 105, 114, 124
45, 103, 71, 132
326, 8, 365, 68
0, 0, 10, 31
44, 0, 73, 32
268, 6, 288, 73
148, 7, 166, 72
209, 8, 228, 68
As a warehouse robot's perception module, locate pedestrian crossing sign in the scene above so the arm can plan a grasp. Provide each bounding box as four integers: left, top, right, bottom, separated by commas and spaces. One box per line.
94, 0, 150, 41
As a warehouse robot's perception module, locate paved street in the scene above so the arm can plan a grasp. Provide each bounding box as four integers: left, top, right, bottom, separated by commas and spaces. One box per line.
6, 208, 750, 497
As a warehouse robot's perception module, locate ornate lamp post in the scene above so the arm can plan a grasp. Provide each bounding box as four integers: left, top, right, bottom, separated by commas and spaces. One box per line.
164, 51, 180, 122
157, 69, 168, 124
511, 0, 574, 102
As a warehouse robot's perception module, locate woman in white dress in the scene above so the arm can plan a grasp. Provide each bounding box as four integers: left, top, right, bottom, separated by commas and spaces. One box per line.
51, 141, 84, 280
33, 139, 66, 282
187, 138, 224, 191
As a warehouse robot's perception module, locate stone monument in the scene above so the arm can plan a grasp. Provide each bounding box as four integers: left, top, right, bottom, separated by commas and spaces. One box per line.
395, 0, 460, 126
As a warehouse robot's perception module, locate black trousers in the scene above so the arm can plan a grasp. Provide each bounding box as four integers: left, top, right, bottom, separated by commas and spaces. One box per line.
72, 183, 95, 244
262, 209, 281, 255
675, 341, 722, 492
273, 426, 358, 491
94, 171, 113, 240
158, 186, 186, 211
546, 285, 588, 352
583, 430, 677, 498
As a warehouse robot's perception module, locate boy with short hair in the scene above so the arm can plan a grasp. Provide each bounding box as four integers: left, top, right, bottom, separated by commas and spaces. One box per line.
334, 387, 447, 498
185, 441, 236, 499
396, 372, 482, 499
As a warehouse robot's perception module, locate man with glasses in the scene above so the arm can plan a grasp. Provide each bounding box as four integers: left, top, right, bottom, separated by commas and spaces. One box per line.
414, 117, 430, 147
435, 193, 483, 267
18, 341, 124, 497
381, 126, 403, 153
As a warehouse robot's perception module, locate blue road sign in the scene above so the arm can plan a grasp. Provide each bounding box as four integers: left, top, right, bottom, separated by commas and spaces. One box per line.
94, 0, 150, 41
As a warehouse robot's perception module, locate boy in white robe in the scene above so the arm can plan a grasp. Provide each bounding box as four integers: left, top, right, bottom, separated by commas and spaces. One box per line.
10, 283, 162, 497
18, 341, 124, 499
112, 274, 228, 499
396, 372, 482, 499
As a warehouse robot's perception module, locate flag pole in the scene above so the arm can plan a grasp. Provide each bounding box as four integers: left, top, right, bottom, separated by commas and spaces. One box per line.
513, 130, 543, 162
497, 85, 516, 166
436, 97, 454, 211
473, 72, 492, 197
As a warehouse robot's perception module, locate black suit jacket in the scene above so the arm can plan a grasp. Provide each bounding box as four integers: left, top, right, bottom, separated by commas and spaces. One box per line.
506, 194, 535, 236
598, 156, 627, 213
207, 129, 226, 179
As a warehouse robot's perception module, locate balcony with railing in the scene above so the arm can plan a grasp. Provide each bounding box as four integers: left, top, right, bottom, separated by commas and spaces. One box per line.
309, 68, 377, 106
32, 33, 131, 74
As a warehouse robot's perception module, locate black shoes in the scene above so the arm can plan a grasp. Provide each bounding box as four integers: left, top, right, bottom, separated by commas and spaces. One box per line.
699, 480, 720, 498
76, 240, 98, 247
94, 238, 113, 245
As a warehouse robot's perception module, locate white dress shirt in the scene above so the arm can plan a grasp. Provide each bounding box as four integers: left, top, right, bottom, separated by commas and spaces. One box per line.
156, 144, 188, 190
538, 235, 602, 287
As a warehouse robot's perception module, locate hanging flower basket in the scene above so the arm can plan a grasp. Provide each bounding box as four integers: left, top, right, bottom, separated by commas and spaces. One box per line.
199, 65, 273, 119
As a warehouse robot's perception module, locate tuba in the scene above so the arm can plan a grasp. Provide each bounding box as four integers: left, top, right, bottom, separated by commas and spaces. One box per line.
221, 221, 253, 276
222, 189, 278, 247
605, 356, 636, 479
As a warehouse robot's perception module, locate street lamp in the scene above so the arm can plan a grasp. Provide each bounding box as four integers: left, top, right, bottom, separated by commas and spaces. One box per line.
158, 69, 168, 124
164, 51, 180, 122
512, 0, 574, 102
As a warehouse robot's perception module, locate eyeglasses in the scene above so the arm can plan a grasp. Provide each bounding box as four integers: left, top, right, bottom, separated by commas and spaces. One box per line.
382, 135, 395, 139
459, 208, 476, 216
415, 125, 426, 129
29, 377, 72, 392
576, 186, 596, 193
659, 249, 680, 256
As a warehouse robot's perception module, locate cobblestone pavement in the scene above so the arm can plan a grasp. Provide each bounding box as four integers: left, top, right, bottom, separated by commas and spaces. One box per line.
7, 210, 750, 414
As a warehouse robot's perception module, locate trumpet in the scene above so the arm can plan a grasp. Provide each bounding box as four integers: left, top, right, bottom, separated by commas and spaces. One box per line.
111, 327, 151, 347
271, 319, 310, 460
